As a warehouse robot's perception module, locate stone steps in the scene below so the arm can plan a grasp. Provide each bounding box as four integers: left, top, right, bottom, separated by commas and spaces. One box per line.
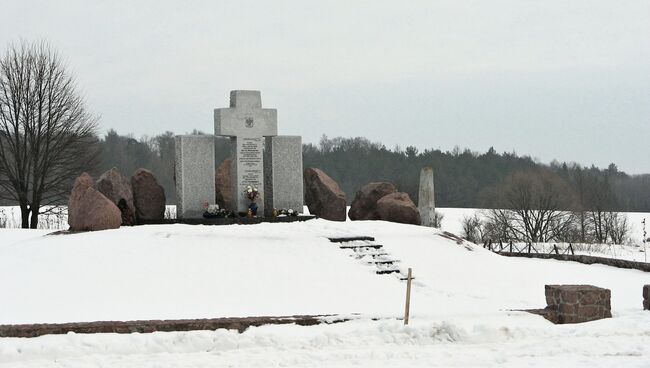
339, 244, 383, 250
376, 269, 402, 275
328, 236, 376, 243
353, 252, 389, 259
368, 259, 399, 265
328, 236, 410, 280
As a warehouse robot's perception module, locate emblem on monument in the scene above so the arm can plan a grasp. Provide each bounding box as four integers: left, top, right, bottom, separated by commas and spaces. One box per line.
245, 117, 254, 128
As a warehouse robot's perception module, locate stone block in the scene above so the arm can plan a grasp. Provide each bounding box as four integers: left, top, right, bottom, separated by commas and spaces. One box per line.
544, 285, 611, 324
175, 135, 215, 218
264, 136, 303, 216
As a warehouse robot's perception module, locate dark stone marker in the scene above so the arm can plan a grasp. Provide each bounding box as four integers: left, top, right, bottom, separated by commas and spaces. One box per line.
644, 284, 649, 310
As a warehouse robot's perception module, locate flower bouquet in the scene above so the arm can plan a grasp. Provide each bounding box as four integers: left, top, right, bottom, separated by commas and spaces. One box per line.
243, 185, 261, 216
243, 185, 261, 201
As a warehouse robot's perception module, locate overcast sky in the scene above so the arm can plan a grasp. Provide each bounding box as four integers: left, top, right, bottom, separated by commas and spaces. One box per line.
1, 1, 649, 173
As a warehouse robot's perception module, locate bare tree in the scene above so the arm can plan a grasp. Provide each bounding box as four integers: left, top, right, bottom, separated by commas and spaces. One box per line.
605, 212, 629, 245
0, 41, 99, 228
461, 214, 483, 243
583, 174, 616, 243
484, 170, 576, 243
571, 166, 591, 242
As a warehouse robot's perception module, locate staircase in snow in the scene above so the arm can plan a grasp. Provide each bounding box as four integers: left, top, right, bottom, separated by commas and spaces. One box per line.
328, 236, 411, 280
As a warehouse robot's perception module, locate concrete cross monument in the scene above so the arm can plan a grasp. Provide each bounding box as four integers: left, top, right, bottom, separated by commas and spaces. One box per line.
214, 90, 303, 216
174, 90, 303, 219
215, 91, 276, 216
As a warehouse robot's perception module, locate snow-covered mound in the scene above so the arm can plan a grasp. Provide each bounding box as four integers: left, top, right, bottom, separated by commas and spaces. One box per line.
0, 220, 648, 324
1, 220, 650, 367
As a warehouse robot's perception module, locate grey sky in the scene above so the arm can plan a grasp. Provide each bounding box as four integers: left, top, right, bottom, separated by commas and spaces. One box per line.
2, 0, 649, 173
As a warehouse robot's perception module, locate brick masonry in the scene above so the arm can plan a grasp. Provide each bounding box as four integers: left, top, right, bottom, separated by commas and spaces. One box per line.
544, 285, 612, 324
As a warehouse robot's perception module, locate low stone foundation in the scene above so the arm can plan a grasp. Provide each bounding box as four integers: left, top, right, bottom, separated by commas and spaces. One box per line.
542, 285, 611, 324
0, 315, 346, 338
644, 285, 650, 310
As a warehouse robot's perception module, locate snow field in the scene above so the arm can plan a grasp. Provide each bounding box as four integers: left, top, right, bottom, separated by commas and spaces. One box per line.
1, 218, 650, 366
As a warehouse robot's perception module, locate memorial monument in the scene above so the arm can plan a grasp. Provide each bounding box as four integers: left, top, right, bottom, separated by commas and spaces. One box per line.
175, 90, 303, 219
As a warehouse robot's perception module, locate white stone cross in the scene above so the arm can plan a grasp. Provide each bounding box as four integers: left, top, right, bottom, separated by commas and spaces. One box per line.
214, 90, 277, 138
214, 90, 278, 214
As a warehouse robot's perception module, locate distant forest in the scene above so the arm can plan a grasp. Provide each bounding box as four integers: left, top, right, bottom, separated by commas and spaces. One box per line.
89, 130, 650, 213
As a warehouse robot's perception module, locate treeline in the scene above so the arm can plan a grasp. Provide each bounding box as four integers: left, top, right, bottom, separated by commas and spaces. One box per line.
91, 132, 649, 212
304, 135, 650, 212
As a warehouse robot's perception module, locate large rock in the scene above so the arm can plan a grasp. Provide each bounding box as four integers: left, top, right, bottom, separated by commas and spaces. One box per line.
68, 173, 121, 231
96, 168, 135, 225
303, 168, 346, 221
376, 192, 421, 225
131, 168, 166, 222
215, 158, 233, 210
348, 182, 397, 220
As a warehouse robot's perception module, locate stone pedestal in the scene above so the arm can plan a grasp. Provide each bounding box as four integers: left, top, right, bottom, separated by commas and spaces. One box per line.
264, 136, 303, 216
418, 166, 435, 227
175, 135, 215, 218
545, 285, 611, 324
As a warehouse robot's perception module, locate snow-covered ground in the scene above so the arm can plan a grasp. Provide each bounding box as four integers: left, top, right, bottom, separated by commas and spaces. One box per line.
1, 219, 650, 367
